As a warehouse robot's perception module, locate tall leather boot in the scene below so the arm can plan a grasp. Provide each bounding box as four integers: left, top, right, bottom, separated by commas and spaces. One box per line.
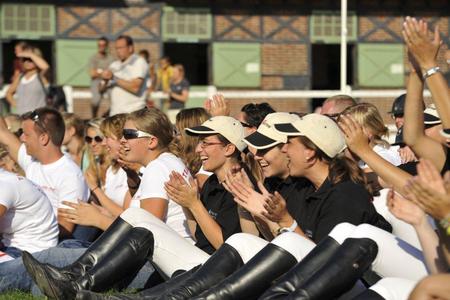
25, 227, 154, 300
23, 216, 133, 283
287, 238, 378, 300
75, 265, 201, 300
76, 243, 243, 300
259, 236, 341, 299
194, 243, 298, 300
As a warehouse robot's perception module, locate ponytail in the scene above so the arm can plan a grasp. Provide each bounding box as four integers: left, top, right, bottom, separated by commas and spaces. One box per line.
298, 136, 373, 195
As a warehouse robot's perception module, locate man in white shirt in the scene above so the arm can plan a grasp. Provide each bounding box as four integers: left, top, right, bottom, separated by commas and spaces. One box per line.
0, 108, 89, 239
100, 35, 149, 116
0, 169, 59, 258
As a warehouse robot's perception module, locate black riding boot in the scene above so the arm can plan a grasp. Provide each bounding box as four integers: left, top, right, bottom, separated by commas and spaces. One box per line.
76, 243, 243, 300
23, 216, 132, 283
194, 243, 298, 300
259, 236, 341, 299
75, 265, 201, 300
287, 238, 378, 300
25, 227, 154, 300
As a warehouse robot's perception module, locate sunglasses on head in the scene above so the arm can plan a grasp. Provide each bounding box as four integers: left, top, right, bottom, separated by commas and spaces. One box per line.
85, 135, 103, 144
122, 129, 154, 140
22, 110, 47, 132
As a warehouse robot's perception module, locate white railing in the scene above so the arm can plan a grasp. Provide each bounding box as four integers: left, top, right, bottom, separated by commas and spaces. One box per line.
2, 84, 431, 115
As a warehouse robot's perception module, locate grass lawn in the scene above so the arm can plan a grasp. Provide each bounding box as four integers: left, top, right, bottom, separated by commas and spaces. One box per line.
0, 291, 44, 299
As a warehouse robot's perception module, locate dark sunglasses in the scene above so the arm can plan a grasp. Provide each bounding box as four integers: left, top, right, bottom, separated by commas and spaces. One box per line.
19, 57, 32, 62
122, 128, 154, 140
391, 113, 404, 119
85, 135, 103, 144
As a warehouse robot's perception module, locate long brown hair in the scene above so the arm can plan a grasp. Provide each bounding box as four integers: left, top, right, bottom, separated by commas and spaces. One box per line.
298, 136, 372, 194
128, 107, 180, 156
176, 108, 210, 174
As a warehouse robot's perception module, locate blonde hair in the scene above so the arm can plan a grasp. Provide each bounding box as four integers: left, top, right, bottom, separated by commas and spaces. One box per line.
128, 108, 179, 156
85, 118, 108, 186
342, 103, 390, 148
100, 114, 127, 140
176, 108, 210, 174
100, 114, 127, 172
62, 113, 85, 139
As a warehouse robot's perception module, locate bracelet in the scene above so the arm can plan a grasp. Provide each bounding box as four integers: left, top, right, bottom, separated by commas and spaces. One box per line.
422, 66, 440, 80
277, 220, 298, 235
439, 214, 450, 236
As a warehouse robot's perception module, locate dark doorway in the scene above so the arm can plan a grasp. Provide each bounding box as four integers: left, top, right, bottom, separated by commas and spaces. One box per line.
310, 44, 354, 111
2, 39, 54, 85
163, 43, 208, 85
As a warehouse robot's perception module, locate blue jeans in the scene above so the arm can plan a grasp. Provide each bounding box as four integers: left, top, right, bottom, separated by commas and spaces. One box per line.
1, 246, 22, 259
0, 246, 154, 295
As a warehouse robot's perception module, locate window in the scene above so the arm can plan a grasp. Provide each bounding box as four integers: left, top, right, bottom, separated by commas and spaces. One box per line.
162, 6, 212, 42
0, 4, 55, 38
310, 11, 357, 43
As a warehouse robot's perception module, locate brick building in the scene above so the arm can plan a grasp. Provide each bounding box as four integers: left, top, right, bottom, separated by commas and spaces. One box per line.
0, 0, 449, 119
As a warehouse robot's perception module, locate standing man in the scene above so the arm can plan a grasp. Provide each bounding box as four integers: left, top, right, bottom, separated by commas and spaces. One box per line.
88, 37, 114, 117
100, 35, 149, 116
0, 108, 89, 239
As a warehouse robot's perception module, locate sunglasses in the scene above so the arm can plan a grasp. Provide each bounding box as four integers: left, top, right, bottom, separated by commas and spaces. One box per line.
85, 135, 103, 144
22, 110, 47, 133
122, 129, 154, 140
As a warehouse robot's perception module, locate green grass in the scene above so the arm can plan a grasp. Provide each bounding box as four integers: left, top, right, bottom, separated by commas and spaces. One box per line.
0, 291, 44, 300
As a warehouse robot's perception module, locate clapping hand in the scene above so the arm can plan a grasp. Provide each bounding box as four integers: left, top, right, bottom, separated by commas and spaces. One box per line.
164, 171, 199, 209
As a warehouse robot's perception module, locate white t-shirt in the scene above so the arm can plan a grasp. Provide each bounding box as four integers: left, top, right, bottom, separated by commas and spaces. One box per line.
109, 54, 149, 116
18, 144, 90, 215
131, 153, 192, 239
0, 169, 59, 253
359, 144, 402, 169
104, 166, 128, 208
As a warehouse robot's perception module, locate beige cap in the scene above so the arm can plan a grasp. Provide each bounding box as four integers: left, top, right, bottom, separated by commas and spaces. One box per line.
244, 112, 300, 149
423, 104, 441, 125
274, 113, 346, 158
185, 116, 247, 152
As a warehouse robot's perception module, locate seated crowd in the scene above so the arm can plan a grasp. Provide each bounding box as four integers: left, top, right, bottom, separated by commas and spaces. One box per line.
0, 17, 449, 300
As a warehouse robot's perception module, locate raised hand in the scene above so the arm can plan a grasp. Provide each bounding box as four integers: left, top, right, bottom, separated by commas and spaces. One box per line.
402, 17, 442, 70
338, 115, 371, 156
164, 171, 199, 209
204, 93, 230, 117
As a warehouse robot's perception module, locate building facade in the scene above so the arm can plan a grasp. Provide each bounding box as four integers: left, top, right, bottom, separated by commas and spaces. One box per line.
0, 0, 449, 118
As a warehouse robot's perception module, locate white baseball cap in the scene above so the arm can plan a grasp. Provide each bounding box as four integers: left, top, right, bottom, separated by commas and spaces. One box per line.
244, 112, 300, 149
274, 113, 346, 158
185, 116, 247, 152
423, 104, 441, 125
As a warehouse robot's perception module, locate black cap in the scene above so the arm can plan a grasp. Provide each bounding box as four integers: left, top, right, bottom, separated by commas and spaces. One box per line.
389, 94, 406, 115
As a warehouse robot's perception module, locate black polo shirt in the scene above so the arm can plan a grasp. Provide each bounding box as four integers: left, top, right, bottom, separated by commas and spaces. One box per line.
291, 177, 391, 243
264, 176, 309, 217
194, 174, 241, 255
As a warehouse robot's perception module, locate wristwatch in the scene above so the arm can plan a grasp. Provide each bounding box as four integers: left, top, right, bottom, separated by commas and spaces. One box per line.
277, 220, 298, 235
422, 66, 440, 80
